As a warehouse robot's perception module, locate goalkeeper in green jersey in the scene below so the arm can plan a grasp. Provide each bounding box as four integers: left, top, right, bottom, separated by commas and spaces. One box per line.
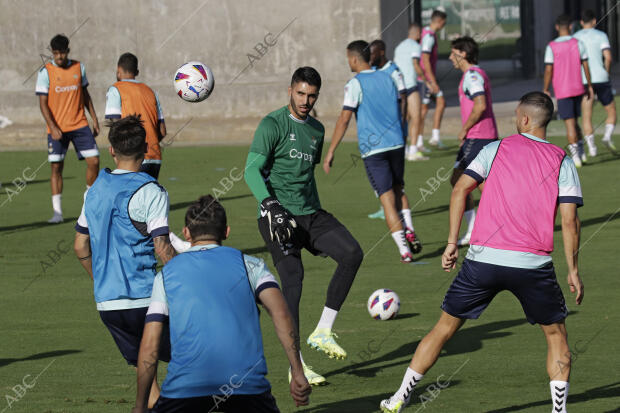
244, 67, 363, 385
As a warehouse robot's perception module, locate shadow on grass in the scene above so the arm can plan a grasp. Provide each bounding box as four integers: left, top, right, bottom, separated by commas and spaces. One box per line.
323, 317, 528, 379
169, 193, 253, 212
0, 217, 78, 233
486, 381, 620, 412
0, 349, 81, 368
297, 392, 392, 413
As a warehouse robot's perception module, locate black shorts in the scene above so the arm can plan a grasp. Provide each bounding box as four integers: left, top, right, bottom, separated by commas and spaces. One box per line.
455, 138, 497, 170
557, 95, 583, 120
441, 259, 568, 325
590, 82, 614, 106
153, 391, 280, 413
99, 307, 171, 366
258, 209, 346, 265
140, 162, 161, 180
362, 147, 405, 197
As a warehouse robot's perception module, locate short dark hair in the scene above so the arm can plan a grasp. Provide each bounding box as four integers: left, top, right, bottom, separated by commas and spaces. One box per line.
185, 195, 227, 241
50, 34, 69, 51
431, 10, 447, 21
581, 9, 596, 23
555, 14, 572, 28
106, 115, 146, 160
118, 53, 139, 75
291, 66, 322, 90
369, 39, 386, 52
451, 36, 479, 64
519, 91, 554, 127
409, 22, 422, 30
347, 40, 370, 63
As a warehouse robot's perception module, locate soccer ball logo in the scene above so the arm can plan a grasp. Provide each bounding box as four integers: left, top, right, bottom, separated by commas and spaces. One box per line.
174, 61, 214, 102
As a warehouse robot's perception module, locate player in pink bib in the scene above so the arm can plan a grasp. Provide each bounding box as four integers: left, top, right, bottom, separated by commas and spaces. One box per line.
448, 36, 498, 247
543, 14, 594, 167
380, 92, 584, 413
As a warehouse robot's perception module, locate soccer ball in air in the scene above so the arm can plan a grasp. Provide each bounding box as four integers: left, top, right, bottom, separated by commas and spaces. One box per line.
174, 61, 214, 102
367, 289, 400, 320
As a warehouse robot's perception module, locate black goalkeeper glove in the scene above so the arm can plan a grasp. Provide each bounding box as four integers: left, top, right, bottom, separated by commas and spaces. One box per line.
260, 197, 297, 246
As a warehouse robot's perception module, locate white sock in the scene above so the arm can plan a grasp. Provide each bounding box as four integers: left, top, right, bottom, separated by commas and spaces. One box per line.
584, 134, 595, 146
52, 194, 62, 216
395, 367, 424, 401
604, 123, 615, 141
391, 230, 411, 256
416, 134, 424, 147
316, 306, 338, 330
401, 209, 414, 231
550, 380, 569, 413
169, 232, 191, 253
463, 208, 476, 236
409, 144, 419, 155
567, 143, 579, 157
432, 128, 440, 141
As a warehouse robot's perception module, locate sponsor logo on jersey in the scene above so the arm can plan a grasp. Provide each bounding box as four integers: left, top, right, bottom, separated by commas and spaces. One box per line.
55, 85, 79, 93
289, 133, 296, 141
289, 148, 313, 163
310, 137, 317, 149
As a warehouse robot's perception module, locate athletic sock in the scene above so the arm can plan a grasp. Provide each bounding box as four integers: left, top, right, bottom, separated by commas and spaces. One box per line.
416, 134, 424, 148
391, 230, 411, 256
584, 134, 595, 147
550, 380, 569, 413
603, 123, 615, 141
395, 367, 424, 401
52, 194, 62, 216
400, 209, 414, 232
409, 144, 419, 155
567, 143, 579, 157
316, 306, 338, 330
431, 128, 440, 141
463, 208, 476, 236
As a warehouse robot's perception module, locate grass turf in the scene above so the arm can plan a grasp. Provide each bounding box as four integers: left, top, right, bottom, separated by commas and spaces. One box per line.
1, 125, 620, 412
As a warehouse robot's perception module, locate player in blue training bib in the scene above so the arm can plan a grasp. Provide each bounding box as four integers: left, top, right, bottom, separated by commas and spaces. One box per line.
324, 40, 423, 264
74, 115, 177, 410
132, 195, 311, 413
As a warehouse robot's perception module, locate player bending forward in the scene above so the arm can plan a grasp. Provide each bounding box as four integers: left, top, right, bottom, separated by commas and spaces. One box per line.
448, 36, 498, 246
381, 92, 584, 412
132, 195, 311, 413
244, 67, 364, 385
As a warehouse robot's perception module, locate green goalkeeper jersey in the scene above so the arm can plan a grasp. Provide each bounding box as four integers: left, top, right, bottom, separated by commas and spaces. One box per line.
246, 106, 324, 216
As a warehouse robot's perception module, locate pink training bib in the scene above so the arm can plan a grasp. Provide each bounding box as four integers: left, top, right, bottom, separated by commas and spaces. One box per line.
549, 38, 585, 99
458, 66, 498, 140
471, 134, 566, 255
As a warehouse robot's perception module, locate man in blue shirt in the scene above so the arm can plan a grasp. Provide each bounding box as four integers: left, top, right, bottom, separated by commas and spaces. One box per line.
73, 115, 177, 409
574, 9, 617, 154
324, 40, 422, 263
132, 195, 311, 413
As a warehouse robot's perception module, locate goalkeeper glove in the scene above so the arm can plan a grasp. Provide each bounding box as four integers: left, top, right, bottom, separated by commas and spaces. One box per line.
260, 197, 297, 246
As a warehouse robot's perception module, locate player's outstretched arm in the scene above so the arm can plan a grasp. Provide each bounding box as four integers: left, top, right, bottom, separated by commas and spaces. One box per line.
323, 109, 353, 174
133, 321, 163, 413
82, 86, 100, 137
38, 95, 62, 140
73, 232, 93, 279
559, 203, 584, 305
443, 174, 478, 271
259, 287, 311, 407
153, 235, 176, 264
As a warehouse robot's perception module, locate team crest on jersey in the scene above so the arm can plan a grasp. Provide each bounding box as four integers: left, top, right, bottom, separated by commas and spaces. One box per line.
310, 137, 317, 149
289, 133, 296, 141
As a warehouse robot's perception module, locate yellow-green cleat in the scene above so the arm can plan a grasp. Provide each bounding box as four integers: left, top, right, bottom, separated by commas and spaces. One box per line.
288, 362, 326, 386
380, 396, 406, 413
307, 328, 347, 359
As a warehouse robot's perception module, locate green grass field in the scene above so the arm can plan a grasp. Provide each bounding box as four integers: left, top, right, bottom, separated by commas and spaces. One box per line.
1, 126, 620, 412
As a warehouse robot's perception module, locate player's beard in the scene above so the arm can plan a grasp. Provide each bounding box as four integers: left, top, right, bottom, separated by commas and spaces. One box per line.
290, 97, 311, 119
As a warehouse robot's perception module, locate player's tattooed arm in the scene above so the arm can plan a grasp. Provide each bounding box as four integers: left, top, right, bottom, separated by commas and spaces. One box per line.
134, 321, 163, 412
74, 232, 93, 279
153, 235, 177, 264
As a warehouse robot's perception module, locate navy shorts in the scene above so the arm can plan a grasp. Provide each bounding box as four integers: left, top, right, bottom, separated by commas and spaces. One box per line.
441, 259, 568, 325
99, 307, 171, 366
591, 82, 614, 106
363, 147, 405, 197
557, 95, 583, 120
455, 138, 497, 170
153, 391, 280, 413
140, 162, 161, 180
406, 84, 421, 97
47, 125, 98, 162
